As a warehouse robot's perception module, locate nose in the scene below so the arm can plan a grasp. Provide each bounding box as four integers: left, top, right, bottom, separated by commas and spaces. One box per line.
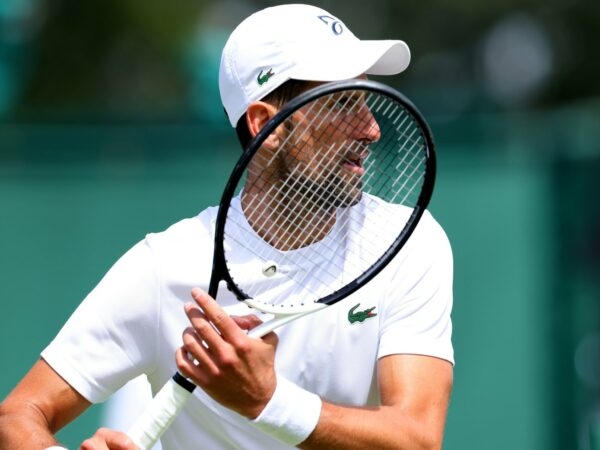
351, 106, 380, 143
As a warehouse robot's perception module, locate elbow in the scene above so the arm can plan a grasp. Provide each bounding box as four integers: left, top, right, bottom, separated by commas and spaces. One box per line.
403, 438, 441, 450
415, 431, 445, 450
400, 421, 445, 450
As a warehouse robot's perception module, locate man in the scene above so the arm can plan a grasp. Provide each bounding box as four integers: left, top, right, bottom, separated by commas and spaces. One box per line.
0, 4, 454, 449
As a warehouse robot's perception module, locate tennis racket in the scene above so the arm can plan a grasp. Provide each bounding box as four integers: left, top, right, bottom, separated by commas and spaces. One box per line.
127, 79, 436, 448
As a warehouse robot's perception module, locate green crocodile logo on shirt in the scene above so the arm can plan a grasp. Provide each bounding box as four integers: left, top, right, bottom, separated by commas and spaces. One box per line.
348, 303, 377, 324
257, 68, 275, 85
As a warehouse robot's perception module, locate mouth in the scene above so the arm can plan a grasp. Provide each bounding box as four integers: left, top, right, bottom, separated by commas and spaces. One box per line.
342, 150, 368, 176
343, 158, 364, 175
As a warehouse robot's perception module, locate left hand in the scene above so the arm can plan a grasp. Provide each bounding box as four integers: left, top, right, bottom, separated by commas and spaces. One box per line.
79, 427, 139, 450
175, 288, 279, 419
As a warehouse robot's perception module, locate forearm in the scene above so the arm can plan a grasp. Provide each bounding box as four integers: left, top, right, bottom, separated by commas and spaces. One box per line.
0, 403, 62, 449
299, 401, 443, 450
0, 359, 92, 449
248, 372, 447, 450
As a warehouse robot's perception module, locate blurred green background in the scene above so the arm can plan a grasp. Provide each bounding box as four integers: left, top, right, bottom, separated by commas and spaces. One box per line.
1, 0, 599, 449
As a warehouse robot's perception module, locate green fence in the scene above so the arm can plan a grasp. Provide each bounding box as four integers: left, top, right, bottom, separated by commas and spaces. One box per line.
1, 107, 598, 449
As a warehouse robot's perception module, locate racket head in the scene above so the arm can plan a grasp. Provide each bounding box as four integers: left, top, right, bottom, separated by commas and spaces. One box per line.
209, 79, 436, 314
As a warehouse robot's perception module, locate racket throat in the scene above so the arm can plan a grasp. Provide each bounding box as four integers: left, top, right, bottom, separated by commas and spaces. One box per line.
246, 304, 328, 338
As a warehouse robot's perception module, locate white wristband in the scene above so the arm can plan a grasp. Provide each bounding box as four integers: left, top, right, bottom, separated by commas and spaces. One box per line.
45, 447, 68, 450
250, 375, 322, 446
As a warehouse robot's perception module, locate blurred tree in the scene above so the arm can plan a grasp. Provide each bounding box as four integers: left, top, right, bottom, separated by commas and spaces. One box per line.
16, 0, 206, 119
6, 0, 600, 120
0, 0, 43, 116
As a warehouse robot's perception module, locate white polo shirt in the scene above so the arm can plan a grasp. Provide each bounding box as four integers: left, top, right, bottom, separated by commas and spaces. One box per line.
42, 195, 453, 449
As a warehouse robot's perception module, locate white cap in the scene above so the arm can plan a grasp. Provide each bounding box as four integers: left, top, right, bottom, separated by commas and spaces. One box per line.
219, 4, 411, 127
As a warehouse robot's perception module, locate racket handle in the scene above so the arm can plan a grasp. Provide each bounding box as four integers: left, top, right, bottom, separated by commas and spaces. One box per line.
127, 373, 196, 449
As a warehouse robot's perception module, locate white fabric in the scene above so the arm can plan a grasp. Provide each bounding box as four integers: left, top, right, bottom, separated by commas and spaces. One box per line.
41, 195, 453, 450
219, 4, 411, 126
250, 375, 322, 445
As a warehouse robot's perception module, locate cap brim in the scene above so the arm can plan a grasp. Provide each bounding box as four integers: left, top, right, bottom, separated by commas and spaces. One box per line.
291, 40, 410, 82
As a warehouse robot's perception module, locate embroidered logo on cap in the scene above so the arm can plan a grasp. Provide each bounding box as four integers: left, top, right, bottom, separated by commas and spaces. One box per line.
257, 68, 275, 85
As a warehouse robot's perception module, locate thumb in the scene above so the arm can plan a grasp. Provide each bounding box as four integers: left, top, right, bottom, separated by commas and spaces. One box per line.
260, 330, 279, 348
231, 314, 263, 331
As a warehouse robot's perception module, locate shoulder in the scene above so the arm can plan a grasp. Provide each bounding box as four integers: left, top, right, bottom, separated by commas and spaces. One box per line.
145, 206, 218, 253
409, 210, 452, 262
414, 209, 450, 243
381, 208, 452, 286
130, 206, 219, 288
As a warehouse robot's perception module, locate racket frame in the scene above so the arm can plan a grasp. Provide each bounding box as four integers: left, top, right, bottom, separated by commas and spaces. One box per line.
208, 79, 436, 307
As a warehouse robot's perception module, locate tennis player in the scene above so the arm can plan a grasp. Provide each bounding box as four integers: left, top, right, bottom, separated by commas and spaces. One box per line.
0, 4, 454, 449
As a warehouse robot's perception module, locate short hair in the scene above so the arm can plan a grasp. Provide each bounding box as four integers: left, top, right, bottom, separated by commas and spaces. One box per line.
233, 79, 312, 149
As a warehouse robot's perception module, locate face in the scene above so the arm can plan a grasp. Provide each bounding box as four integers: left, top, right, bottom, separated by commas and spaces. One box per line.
276, 87, 381, 209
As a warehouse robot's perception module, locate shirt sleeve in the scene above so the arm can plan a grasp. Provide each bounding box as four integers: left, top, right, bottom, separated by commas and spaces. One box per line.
41, 239, 161, 403
377, 212, 455, 365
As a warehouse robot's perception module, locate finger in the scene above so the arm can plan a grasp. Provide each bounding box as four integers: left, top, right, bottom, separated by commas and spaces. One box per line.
181, 327, 219, 373
183, 305, 250, 369
184, 302, 231, 352
229, 314, 278, 344
176, 346, 210, 385
80, 428, 138, 450
79, 437, 108, 450
190, 288, 244, 341
260, 330, 279, 348
184, 303, 240, 360
230, 315, 278, 350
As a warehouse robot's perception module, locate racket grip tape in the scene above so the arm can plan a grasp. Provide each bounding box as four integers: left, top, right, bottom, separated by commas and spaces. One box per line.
127, 373, 195, 449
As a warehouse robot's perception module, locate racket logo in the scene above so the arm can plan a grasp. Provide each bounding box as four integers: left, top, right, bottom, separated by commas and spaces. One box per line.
348, 303, 377, 324
257, 68, 275, 86
262, 261, 278, 277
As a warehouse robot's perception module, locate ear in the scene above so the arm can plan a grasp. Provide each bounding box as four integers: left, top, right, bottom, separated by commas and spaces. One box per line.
246, 102, 280, 149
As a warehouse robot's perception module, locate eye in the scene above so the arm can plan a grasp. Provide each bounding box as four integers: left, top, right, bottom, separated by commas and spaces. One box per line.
334, 95, 353, 110
338, 93, 366, 111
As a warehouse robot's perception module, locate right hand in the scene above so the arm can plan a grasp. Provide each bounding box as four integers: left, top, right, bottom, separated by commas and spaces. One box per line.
176, 288, 279, 420
79, 427, 138, 450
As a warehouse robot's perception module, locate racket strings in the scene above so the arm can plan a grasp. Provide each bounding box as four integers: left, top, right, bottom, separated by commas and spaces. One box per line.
369, 131, 423, 205
224, 88, 429, 306
364, 96, 426, 205
321, 94, 426, 275
247, 94, 371, 255
242, 138, 337, 244
232, 93, 359, 247
224, 98, 362, 301
227, 144, 349, 301
235, 93, 422, 289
